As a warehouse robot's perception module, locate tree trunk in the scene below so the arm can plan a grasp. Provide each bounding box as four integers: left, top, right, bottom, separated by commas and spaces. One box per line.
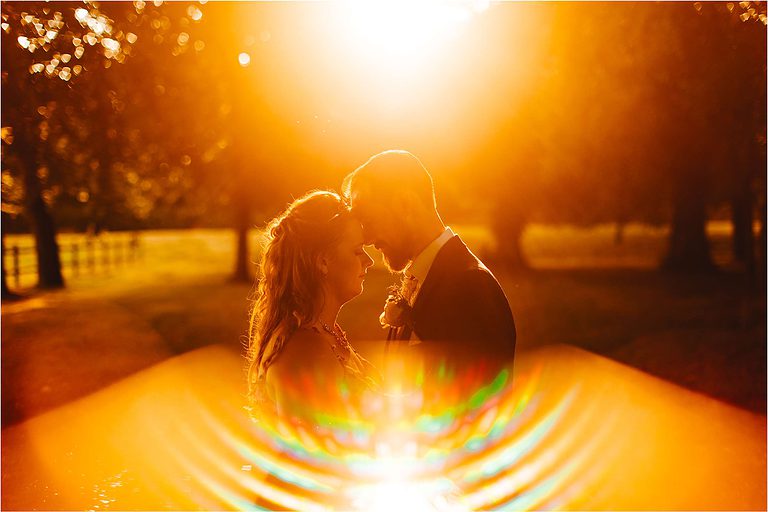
0, 215, 16, 299
759, 197, 766, 290
18, 126, 64, 289
231, 188, 252, 283
614, 221, 625, 245
730, 179, 754, 273
2, 50, 64, 289
662, 179, 715, 272
231, 72, 255, 283
90, 97, 118, 232
1, 232, 8, 297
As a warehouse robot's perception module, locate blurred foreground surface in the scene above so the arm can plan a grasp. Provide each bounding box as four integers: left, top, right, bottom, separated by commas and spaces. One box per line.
2, 344, 764, 510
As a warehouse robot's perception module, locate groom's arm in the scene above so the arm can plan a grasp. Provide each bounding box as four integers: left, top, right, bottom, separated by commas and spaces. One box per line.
440, 268, 517, 359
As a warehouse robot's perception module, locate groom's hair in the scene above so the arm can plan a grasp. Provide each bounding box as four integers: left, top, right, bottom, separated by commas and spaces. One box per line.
343, 150, 437, 210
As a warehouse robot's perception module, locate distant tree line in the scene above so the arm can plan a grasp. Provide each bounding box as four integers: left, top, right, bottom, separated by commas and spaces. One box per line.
472, 2, 765, 277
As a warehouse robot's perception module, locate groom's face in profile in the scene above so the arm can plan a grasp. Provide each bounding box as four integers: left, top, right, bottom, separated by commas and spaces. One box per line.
349, 190, 412, 272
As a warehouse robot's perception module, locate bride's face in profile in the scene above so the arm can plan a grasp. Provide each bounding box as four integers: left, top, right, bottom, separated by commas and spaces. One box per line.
324, 219, 374, 304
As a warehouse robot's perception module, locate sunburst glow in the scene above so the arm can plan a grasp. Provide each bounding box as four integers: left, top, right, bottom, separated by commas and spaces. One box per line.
336, 1, 483, 74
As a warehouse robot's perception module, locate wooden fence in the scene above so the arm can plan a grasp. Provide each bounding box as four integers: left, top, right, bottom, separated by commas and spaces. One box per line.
3, 233, 141, 289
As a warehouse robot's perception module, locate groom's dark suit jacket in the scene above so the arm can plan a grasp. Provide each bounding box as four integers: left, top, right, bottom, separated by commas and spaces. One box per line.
397, 235, 516, 365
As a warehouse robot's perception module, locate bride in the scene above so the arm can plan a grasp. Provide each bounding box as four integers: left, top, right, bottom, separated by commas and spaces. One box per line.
246, 190, 381, 420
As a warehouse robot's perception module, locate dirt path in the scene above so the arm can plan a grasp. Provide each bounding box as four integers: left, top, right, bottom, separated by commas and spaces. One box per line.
2, 291, 175, 427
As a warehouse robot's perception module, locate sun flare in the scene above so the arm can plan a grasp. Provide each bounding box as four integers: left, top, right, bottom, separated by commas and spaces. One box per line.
337, 1, 486, 73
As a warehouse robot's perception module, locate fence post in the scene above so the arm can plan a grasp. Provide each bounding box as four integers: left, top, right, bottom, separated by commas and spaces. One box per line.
130, 232, 139, 262
12, 246, 19, 288
72, 243, 80, 277
101, 239, 109, 272
86, 238, 95, 273
115, 239, 123, 266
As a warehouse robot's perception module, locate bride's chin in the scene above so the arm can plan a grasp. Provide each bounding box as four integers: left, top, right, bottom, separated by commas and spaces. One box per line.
340, 288, 363, 305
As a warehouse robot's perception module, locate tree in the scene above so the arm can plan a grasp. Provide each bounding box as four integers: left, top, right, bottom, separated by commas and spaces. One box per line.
1, 150, 24, 298
704, 2, 766, 279
482, 2, 765, 273
659, 2, 765, 272
2, 2, 138, 288
1, 1, 211, 288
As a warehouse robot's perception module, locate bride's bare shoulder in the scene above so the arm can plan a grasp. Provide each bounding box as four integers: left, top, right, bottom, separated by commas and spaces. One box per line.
272, 327, 334, 370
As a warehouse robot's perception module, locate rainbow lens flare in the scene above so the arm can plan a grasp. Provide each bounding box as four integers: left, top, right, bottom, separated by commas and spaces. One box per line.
2, 344, 764, 510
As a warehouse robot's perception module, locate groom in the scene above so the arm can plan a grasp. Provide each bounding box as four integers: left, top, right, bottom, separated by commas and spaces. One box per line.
343, 150, 516, 364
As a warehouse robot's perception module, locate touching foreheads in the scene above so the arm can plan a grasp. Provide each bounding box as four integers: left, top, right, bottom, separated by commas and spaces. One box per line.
343, 150, 437, 210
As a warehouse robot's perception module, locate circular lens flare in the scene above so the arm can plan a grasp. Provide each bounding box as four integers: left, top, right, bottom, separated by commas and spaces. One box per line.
20, 345, 755, 511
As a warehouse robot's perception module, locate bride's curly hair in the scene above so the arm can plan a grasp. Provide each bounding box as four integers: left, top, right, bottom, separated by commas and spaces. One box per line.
246, 190, 351, 403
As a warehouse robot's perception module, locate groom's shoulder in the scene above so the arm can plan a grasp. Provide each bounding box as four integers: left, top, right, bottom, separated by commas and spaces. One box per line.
434, 236, 503, 300
440, 235, 496, 277
454, 265, 503, 298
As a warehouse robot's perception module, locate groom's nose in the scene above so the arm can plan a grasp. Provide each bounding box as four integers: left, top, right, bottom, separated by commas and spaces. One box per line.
362, 250, 374, 269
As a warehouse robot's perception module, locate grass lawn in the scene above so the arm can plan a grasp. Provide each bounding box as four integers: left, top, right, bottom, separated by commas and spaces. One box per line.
2, 223, 765, 427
